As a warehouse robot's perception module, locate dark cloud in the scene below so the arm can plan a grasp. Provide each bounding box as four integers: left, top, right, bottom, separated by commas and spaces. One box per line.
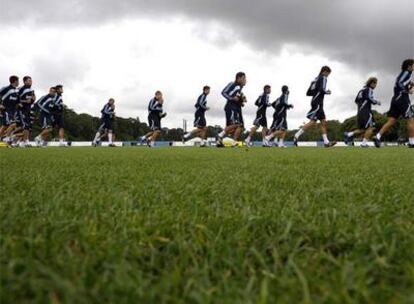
2, 0, 413, 75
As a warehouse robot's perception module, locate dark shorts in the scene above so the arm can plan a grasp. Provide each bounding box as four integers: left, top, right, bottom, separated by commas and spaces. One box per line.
1, 110, 16, 126
98, 117, 113, 132
194, 111, 206, 128
225, 103, 241, 126
53, 113, 64, 129
148, 113, 161, 130
306, 101, 326, 121
387, 94, 412, 119
40, 112, 53, 129
271, 115, 288, 131
357, 111, 375, 130
253, 113, 267, 128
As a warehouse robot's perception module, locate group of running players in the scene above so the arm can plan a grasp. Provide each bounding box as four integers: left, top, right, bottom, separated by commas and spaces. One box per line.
1, 59, 413, 148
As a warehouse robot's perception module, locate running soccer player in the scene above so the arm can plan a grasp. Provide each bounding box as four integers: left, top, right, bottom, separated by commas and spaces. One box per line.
293, 66, 337, 147
34, 87, 57, 146
17, 76, 36, 147
216, 72, 247, 147
93, 98, 116, 147
140, 91, 167, 147
344, 77, 381, 148
374, 59, 414, 148
53, 85, 66, 146
265, 85, 294, 147
183, 86, 210, 147
245, 85, 271, 147
0, 76, 20, 142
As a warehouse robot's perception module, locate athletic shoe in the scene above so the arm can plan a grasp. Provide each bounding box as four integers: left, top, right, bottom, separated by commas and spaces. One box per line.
361, 144, 370, 148
373, 137, 381, 148
344, 132, 353, 145
216, 137, 224, 148
35, 136, 42, 146
293, 137, 298, 147
108, 143, 116, 147
324, 141, 337, 148
408, 144, 414, 148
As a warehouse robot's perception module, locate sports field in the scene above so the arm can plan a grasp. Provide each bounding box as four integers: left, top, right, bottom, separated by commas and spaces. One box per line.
1, 147, 413, 303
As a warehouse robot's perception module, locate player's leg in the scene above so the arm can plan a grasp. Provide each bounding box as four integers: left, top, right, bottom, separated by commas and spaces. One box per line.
320, 119, 336, 147
406, 117, 414, 147
245, 125, 257, 146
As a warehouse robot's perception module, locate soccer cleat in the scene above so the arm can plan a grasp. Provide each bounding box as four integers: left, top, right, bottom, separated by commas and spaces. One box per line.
360, 144, 370, 148
34, 136, 42, 146
373, 137, 381, 148
293, 137, 298, 147
408, 144, 414, 148
324, 141, 337, 148
344, 132, 353, 145
108, 143, 116, 147
216, 137, 224, 148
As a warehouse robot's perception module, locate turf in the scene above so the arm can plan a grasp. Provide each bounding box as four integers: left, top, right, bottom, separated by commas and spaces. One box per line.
1, 147, 413, 303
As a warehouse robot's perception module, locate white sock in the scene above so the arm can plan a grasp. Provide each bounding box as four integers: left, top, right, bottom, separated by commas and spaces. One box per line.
362, 138, 368, 145
245, 136, 251, 142
322, 134, 329, 144
108, 133, 113, 144
295, 129, 304, 139
347, 132, 354, 137
184, 133, 191, 139
266, 134, 274, 141
59, 139, 64, 144
93, 132, 100, 143
409, 137, 414, 145
376, 133, 381, 140
218, 131, 226, 138
279, 138, 284, 146
25, 139, 29, 144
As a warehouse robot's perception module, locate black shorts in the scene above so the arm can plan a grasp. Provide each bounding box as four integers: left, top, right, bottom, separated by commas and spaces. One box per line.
306, 101, 326, 121
194, 111, 206, 128
53, 113, 64, 129
225, 103, 241, 126
1, 109, 16, 126
357, 111, 375, 130
387, 94, 412, 119
253, 113, 267, 128
148, 113, 161, 130
98, 117, 113, 132
271, 115, 288, 131
40, 112, 53, 129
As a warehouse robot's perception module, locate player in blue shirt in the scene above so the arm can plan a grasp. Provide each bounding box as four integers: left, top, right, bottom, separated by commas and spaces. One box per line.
183, 86, 210, 147
374, 59, 414, 148
344, 77, 381, 148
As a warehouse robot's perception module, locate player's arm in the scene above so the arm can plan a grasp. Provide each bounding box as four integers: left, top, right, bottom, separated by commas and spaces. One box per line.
366, 89, 381, 106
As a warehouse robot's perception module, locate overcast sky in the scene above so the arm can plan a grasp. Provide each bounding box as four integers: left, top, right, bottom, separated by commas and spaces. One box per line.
1, 0, 413, 129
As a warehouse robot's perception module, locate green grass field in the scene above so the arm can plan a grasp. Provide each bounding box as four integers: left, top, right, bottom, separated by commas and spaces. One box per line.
1, 147, 413, 303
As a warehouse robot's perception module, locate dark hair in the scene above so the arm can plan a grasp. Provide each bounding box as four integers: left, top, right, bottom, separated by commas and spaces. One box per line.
155, 91, 162, 95
108, 98, 115, 102
263, 85, 271, 91
23, 76, 31, 82
282, 85, 289, 93
55, 84, 63, 90
50, 87, 56, 91
320, 66, 331, 75
365, 77, 378, 87
9, 75, 19, 84
401, 59, 414, 71
203, 86, 210, 91
235, 72, 246, 80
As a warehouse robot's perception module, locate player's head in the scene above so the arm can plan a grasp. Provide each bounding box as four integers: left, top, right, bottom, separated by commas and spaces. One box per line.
9, 75, 19, 87
23, 76, 32, 86
282, 85, 289, 94
108, 98, 115, 105
366, 77, 378, 89
320, 66, 331, 76
55, 85, 64, 94
203, 86, 210, 95
235, 72, 246, 86
263, 85, 271, 94
155, 90, 163, 100
401, 59, 414, 72
49, 87, 57, 95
